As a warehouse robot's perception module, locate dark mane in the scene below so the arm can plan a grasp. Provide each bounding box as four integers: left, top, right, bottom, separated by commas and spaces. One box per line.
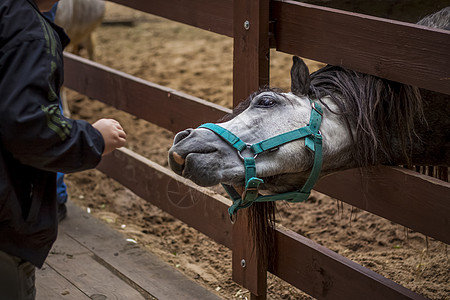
309, 65, 424, 167
223, 72, 424, 167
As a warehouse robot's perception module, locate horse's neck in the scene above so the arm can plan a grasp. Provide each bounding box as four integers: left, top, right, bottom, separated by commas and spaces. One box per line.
317, 96, 359, 171
408, 90, 450, 166
322, 90, 449, 167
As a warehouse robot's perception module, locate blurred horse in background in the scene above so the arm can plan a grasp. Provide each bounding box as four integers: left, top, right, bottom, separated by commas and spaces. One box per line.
54, 0, 105, 117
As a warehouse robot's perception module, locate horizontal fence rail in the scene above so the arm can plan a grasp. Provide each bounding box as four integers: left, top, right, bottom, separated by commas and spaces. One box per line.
315, 166, 450, 245
109, 0, 450, 95
108, 0, 233, 37
272, 0, 450, 95
63, 53, 230, 133
97, 148, 426, 300
271, 227, 426, 300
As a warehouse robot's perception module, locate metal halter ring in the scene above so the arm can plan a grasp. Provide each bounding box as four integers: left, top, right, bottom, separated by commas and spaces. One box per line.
237, 144, 258, 160
311, 101, 323, 116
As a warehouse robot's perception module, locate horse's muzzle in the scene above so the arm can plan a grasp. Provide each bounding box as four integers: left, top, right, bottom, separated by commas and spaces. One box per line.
168, 129, 193, 174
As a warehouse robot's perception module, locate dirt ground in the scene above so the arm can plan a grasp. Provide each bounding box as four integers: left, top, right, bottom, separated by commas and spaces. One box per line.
62, 3, 449, 299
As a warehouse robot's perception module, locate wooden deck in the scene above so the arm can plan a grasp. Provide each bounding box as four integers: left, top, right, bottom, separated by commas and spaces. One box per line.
36, 201, 222, 300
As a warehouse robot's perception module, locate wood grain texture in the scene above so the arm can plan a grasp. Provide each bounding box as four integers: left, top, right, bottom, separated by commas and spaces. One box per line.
108, 0, 233, 37
36, 264, 91, 300
232, 0, 271, 297
62, 202, 221, 300
315, 166, 450, 244
272, 0, 450, 94
45, 234, 147, 300
63, 53, 231, 133
270, 228, 427, 300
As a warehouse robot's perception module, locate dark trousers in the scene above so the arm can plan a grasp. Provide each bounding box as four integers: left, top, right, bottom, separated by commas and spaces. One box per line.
0, 250, 36, 300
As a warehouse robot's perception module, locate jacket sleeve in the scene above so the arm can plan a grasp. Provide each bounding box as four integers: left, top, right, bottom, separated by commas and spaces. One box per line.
0, 38, 104, 173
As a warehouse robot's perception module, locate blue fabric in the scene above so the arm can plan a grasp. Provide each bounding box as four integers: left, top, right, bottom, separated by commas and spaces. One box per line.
56, 172, 68, 204
44, 3, 67, 205
42, 3, 58, 21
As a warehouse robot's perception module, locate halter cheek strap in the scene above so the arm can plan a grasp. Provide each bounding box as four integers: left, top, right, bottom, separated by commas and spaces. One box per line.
198, 101, 323, 220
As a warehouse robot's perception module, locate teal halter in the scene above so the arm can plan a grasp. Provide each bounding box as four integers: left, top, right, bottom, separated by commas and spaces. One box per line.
198, 101, 323, 220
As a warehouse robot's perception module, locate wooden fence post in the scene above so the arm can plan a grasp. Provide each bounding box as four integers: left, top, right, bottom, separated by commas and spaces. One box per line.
232, 0, 270, 298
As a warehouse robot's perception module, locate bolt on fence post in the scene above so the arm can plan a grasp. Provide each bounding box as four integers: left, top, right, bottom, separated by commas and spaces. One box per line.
241, 259, 247, 268
232, 0, 270, 298
244, 20, 250, 30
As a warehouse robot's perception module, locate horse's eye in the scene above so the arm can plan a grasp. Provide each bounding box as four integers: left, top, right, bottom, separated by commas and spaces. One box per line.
255, 96, 276, 108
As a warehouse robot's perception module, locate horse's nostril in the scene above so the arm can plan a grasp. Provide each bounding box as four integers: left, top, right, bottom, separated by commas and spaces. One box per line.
173, 129, 192, 145
172, 152, 185, 166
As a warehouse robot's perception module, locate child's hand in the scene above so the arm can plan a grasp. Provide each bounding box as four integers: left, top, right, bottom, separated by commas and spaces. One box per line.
92, 119, 127, 155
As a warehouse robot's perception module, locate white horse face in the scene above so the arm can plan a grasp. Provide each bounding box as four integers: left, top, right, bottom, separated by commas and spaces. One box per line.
169, 58, 354, 193
168, 91, 307, 187
169, 92, 352, 192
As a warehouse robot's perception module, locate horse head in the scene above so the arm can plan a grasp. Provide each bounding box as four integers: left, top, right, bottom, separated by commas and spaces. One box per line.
168, 57, 355, 198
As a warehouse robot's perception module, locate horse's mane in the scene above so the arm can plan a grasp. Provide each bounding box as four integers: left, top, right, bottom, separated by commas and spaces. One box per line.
309, 65, 424, 167
225, 72, 424, 167
416, 6, 450, 30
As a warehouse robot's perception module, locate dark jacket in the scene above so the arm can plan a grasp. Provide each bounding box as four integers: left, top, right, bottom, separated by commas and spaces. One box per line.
0, 0, 104, 267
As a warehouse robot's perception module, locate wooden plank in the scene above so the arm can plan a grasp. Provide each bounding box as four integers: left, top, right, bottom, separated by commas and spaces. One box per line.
232, 0, 271, 298
96, 147, 233, 249
270, 227, 427, 300
60, 202, 222, 300
232, 211, 268, 300
232, 0, 270, 106
63, 53, 231, 133
108, 0, 233, 37
315, 166, 450, 244
36, 264, 91, 300
272, 0, 450, 95
45, 234, 147, 300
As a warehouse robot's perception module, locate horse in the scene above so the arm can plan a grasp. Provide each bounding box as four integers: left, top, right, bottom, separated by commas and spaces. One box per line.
169, 55, 448, 203
168, 7, 449, 258
55, 0, 105, 60
168, 5, 449, 203
54, 0, 105, 117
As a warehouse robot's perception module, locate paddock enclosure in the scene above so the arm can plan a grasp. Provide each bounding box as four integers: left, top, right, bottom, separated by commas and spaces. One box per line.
61, 1, 449, 299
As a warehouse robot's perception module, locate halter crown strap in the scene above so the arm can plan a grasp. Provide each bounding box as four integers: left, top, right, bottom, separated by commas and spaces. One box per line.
198, 101, 323, 219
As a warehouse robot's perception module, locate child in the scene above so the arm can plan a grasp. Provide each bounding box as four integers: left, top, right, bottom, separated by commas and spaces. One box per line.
0, 0, 127, 298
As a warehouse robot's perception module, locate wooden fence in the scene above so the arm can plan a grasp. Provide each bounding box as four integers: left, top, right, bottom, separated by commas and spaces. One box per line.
63, 0, 450, 299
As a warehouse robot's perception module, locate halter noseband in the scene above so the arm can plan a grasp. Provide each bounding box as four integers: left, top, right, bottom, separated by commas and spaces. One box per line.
198, 101, 323, 221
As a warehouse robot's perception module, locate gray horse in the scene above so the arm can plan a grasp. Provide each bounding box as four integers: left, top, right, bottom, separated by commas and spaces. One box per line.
168, 7, 449, 208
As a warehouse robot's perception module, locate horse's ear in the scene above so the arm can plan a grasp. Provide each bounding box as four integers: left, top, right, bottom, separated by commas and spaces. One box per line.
290, 56, 310, 95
